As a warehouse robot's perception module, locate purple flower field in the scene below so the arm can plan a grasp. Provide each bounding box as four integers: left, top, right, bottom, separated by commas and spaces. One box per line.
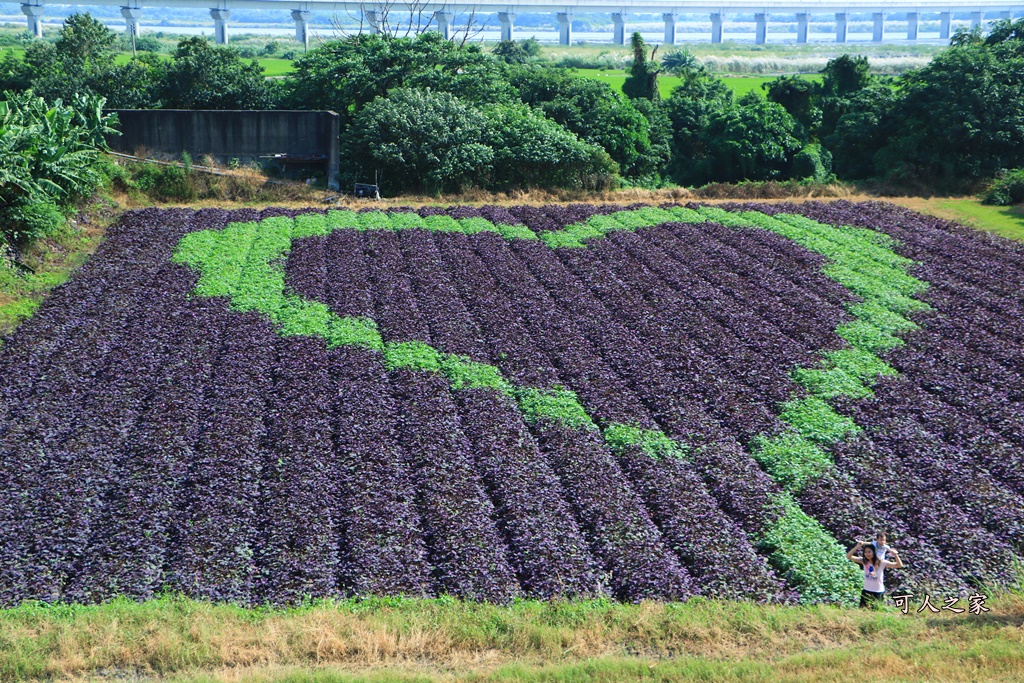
0, 201, 1020, 607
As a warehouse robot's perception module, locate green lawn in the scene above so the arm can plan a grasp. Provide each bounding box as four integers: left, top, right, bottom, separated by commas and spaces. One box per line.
0, 225, 104, 338
724, 73, 822, 98
574, 68, 821, 99
259, 57, 296, 76
575, 67, 678, 98
908, 197, 1024, 242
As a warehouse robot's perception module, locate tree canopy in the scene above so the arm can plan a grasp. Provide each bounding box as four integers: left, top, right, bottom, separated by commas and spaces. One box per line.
5, 13, 1024, 195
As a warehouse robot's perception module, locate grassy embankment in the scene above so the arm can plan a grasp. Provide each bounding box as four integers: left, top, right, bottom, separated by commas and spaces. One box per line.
893, 197, 1024, 242
1, 589, 1022, 682
0, 207, 113, 337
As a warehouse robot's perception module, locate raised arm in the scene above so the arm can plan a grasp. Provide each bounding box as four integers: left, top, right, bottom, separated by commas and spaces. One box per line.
884, 549, 904, 569
847, 541, 865, 564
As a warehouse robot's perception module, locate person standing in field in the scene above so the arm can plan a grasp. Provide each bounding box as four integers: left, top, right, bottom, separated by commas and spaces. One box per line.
848, 540, 903, 607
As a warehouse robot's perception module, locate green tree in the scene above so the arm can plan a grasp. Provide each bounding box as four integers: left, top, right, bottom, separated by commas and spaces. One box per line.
483, 103, 616, 188
343, 88, 494, 195
160, 37, 275, 109
950, 25, 984, 47
628, 98, 673, 184
97, 53, 164, 109
510, 66, 656, 179
820, 55, 872, 97
763, 74, 820, 133
492, 40, 529, 64
519, 37, 542, 57
55, 12, 117, 64
0, 49, 32, 93
700, 97, 802, 183
20, 13, 119, 103
823, 83, 896, 179
663, 64, 733, 184
871, 19, 1024, 186
660, 48, 699, 75
816, 55, 875, 140
622, 32, 659, 100
284, 32, 511, 128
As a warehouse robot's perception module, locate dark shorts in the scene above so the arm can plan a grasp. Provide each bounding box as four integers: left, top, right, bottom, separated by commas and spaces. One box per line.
861, 589, 885, 607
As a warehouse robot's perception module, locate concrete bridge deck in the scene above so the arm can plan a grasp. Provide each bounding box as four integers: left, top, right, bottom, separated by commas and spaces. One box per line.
17, 0, 1022, 46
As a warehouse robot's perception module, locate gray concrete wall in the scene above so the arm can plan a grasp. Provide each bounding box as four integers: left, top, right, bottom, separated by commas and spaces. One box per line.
105, 109, 340, 189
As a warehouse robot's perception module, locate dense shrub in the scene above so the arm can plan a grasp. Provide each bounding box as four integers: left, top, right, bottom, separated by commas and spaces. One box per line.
4, 14, 1024, 194
697, 96, 803, 183
285, 32, 511, 129
483, 103, 616, 189
343, 88, 493, 195
510, 66, 666, 180
343, 88, 616, 195
792, 143, 833, 182
982, 168, 1024, 205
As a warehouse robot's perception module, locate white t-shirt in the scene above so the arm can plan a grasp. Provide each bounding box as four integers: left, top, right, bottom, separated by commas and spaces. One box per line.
863, 561, 886, 592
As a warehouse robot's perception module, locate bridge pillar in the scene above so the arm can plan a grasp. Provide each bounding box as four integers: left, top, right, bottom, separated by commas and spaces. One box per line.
663, 13, 676, 44
612, 13, 626, 45
796, 13, 808, 43
711, 13, 723, 43
434, 11, 453, 39
21, 4, 44, 39
363, 10, 379, 34
121, 7, 141, 39
291, 10, 310, 48
971, 11, 982, 29
754, 13, 767, 44
872, 12, 885, 42
557, 12, 573, 45
835, 12, 847, 43
210, 8, 230, 45
498, 12, 515, 41
939, 11, 951, 39
906, 12, 918, 40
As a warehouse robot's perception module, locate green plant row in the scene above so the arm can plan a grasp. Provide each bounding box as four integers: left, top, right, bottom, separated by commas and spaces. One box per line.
691, 208, 931, 603
700, 208, 928, 494
173, 207, 860, 605
293, 210, 539, 241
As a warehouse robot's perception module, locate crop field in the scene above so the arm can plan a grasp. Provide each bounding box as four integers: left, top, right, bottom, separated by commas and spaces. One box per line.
1, 201, 1022, 610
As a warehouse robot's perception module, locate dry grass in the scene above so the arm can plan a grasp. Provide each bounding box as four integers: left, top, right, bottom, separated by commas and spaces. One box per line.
149, 181, 854, 212
3, 592, 1023, 682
